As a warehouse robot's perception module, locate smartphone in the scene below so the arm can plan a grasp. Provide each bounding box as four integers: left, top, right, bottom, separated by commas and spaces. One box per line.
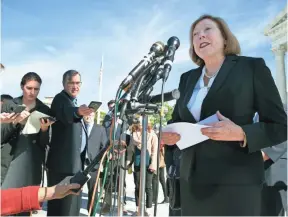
13, 105, 26, 114
88, 101, 102, 111
41, 117, 57, 122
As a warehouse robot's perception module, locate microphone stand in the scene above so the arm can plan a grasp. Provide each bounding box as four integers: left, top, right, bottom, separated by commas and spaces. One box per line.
116, 106, 131, 216
139, 113, 148, 216
125, 87, 159, 217
117, 122, 127, 217
112, 39, 178, 216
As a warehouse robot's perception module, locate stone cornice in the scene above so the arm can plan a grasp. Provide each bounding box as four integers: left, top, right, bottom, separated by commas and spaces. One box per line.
272, 44, 287, 54
264, 5, 287, 34
264, 19, 287, 37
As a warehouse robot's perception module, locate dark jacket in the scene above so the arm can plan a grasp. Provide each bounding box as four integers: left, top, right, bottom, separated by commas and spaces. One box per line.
85, 123, 108, 169
1, 96, 51, 188
47, 90, 83, 174
174, 55, 287, 185
173, 55, 287, 216
102, 111, 113, 140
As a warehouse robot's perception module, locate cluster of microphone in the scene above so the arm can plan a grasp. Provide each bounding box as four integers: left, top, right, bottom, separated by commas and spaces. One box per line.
119, 36, 181, 103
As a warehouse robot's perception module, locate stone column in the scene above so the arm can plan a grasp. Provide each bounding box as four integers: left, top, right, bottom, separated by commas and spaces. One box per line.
273, 45, 287, 104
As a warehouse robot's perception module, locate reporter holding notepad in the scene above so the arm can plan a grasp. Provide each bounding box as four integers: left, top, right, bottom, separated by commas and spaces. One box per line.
161, 14, 287, 216
1, 72, 53, 216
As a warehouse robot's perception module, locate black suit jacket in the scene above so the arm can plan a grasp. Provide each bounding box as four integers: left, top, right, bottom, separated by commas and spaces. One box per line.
85, 123, 108, 169
102, 112, 113, 140
1, 97, 51, 187
172, 55, 287, 185
47, 90, 83, 174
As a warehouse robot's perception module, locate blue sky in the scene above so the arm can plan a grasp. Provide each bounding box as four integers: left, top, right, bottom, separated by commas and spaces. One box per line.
0, 0, 286, 112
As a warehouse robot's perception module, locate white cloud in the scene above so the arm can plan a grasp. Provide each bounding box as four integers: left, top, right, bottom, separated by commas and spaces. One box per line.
0, 6, 181, 111
233, 2, 282, 53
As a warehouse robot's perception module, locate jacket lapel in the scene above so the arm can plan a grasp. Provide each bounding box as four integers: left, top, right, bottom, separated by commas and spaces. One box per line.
182, 67, 203, 123
200, 55, 238, 119
13, 96, 23, 105
30, 98, 43, 113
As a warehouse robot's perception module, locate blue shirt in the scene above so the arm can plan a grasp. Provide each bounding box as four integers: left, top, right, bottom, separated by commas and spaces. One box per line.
80, 122, 93, 154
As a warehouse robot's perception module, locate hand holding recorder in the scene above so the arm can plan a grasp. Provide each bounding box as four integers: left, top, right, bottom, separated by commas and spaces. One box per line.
0, 112, 18, 123
40, 117, 56, 132
77, 101, 102, 116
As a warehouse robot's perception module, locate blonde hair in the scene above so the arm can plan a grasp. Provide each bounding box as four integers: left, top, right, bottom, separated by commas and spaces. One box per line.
189, 14, 241, 66
131, 123, 141, 133
131, 123, 153, 133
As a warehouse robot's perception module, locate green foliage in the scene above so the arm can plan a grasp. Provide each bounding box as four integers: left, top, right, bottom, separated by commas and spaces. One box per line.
149, 102, 175, 126
95, 110, 107, 125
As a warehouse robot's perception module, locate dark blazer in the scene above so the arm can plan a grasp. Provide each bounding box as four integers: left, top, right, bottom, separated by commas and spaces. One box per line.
263, 142, 287, 186
172, 55, 287, 185
86, 123, 108, 169
255, 107, 287, 216
255, 107, 287, 187
1, 96, 51, 188
47, 90, 83, 174
102, 112, 113, 140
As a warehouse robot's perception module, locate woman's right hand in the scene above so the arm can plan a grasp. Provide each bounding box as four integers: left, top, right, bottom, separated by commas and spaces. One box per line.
38, 176, 81, 202
13, 110, 30, 124
161, 132, 181, 145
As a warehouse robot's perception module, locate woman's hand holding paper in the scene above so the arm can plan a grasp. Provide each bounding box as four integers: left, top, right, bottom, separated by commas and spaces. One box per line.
201, 111, 245, 142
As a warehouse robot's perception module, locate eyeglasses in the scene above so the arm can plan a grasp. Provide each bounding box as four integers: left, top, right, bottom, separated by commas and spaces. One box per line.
67, 81, 82, 86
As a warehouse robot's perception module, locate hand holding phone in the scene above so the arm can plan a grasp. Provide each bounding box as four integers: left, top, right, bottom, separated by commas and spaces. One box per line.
13, 105, 27, 114
41, 117, 57, 122
14, 110, 30, 124
88, 101, 102, 112
78, 105, 94, 116
40, 117, 56, 131
0, 112, 18, 123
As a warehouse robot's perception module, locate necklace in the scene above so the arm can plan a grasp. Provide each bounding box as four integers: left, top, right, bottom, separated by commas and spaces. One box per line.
204, 69, 218, 79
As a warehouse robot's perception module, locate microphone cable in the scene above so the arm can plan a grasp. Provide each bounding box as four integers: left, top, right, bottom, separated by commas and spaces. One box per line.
107, 88, 122, 215
88, 118, 115, 216
88, 90, 122, 216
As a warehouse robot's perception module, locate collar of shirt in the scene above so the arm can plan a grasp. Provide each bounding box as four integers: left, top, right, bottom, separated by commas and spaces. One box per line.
62, 90, 77, 105
85, 122, 94, 129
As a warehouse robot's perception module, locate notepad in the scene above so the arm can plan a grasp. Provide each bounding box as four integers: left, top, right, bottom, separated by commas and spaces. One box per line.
22, 111, 51, 134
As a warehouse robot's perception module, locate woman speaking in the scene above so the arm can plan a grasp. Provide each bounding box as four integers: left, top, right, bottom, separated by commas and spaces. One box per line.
162, 14, 287, 216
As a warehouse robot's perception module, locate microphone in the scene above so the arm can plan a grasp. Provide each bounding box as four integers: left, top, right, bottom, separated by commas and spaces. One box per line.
119, 41, 165, 91
163, 36, 180, 81
138, 56, 164, 92
149, 89, 180, 104
150, 66, 164, 85
138, 66, 164, 99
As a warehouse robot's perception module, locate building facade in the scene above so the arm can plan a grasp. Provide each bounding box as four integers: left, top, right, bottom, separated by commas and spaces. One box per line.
264, 6, 287, 104
43, 96, 54, 108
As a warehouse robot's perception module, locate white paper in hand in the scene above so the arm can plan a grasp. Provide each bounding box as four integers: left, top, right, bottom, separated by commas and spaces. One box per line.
162, 114, 219, 150
22, 111, 50, 134
162, 122, 210, 150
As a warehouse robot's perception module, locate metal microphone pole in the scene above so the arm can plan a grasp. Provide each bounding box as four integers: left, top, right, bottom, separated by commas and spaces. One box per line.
117, 121, 127, 217
138, 114, 148, 217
